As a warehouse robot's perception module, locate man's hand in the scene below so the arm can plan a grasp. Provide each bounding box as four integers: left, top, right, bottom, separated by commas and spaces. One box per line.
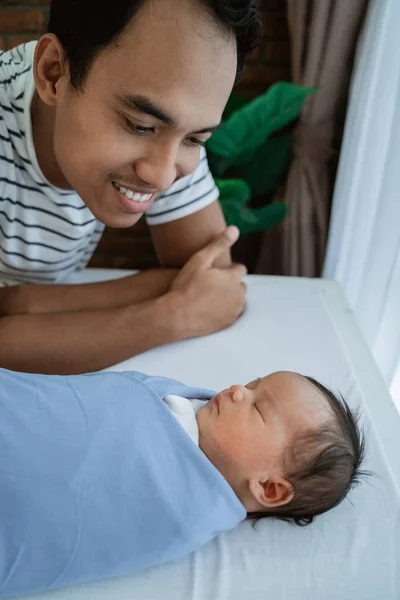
150, 200, 231, 268
169, 226, 247, 338
0, 227, 245, 374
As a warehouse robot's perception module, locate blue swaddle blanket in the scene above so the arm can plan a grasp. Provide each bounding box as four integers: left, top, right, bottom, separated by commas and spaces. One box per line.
0, 368, 246, 598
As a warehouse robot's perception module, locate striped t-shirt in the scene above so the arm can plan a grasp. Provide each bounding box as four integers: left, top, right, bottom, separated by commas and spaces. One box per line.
0, 42, 218, 285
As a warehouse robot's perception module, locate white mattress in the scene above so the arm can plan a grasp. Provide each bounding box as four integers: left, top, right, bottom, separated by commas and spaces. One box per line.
18, 272, 400, 600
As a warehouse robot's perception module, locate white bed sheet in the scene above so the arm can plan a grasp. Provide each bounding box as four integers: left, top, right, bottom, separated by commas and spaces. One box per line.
17, 272, 400, 600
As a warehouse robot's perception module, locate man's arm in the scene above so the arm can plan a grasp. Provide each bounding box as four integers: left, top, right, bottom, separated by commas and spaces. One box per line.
0, 228, 246, 374
3, 200, 228, 317
0, 296, 180, 374
150, 200, 231, 268
1, 269, 178, 316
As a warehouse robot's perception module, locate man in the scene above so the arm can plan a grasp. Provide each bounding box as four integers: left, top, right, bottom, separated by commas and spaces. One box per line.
0, 0, 262, 374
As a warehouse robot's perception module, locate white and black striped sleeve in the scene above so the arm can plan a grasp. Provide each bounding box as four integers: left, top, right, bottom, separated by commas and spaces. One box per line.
145, 147, 219, 226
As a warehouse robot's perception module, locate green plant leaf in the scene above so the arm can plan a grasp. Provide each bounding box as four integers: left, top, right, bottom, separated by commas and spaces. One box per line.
215, 178, 251, 205
207, 151, 233, 178
221, 200, 287, 236
207, 82, 315, 171
237, 134, 293, 197
222, 92, 249, 122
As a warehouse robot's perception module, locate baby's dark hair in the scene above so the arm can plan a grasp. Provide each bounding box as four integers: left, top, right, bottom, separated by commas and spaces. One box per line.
247, 377, 366, 527
47, 0, 262, 90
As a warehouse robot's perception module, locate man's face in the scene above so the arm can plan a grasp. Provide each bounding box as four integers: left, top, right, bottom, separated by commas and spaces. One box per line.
45, 0, 236, 227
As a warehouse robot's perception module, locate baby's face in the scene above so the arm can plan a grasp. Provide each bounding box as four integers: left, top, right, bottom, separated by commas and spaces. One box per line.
197, 371, 330, 490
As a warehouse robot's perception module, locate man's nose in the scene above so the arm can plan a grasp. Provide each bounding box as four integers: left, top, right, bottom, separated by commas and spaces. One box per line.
134, 145, 179, 192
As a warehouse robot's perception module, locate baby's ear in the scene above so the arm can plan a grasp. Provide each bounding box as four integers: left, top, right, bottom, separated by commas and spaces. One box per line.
249, 477, 294, 509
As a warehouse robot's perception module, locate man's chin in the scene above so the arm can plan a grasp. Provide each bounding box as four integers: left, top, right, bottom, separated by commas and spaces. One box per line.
100, 211, 143, 228
82, 196, 144, 228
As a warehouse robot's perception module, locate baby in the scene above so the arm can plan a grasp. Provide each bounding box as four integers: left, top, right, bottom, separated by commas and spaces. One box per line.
167, 370, 365, 527
0, 368, 365, 598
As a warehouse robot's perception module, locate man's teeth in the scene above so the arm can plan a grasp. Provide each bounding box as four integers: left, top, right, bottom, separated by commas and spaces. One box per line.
113, 182, 152, 202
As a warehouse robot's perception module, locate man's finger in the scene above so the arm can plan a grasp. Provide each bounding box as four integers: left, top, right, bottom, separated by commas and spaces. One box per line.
191, 226, 239, 269
228, 263, 247, 281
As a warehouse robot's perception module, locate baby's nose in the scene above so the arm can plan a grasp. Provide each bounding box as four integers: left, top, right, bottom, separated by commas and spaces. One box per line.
229, 385, 246, 403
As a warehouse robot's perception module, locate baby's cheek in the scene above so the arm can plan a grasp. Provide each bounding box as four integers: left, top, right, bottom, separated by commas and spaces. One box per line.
213, 426, 254, 469
227, 427, 272, 473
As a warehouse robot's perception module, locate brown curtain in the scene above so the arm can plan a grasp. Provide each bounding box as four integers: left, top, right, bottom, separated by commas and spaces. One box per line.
256, 0, 368, 277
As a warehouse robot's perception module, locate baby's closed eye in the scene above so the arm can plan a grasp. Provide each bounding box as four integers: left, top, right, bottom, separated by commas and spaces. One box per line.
255, 404, 264, 422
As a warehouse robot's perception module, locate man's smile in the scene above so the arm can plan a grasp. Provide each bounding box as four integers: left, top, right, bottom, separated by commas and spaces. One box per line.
111, 181, 156, 214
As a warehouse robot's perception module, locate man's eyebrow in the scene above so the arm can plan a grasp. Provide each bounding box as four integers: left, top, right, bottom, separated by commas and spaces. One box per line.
116, 94, 220, 134
117, 94, 175, 126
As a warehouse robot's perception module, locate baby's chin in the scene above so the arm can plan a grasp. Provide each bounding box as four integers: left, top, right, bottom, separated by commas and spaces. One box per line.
195, 400, 214, 445
196, 402, 209, 425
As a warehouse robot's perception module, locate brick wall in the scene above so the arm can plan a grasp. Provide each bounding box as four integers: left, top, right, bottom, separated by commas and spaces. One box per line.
0, 1, 49, 50
0, 0, 291, 270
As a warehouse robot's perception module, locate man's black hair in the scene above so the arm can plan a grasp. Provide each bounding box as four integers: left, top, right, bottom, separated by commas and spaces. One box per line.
247, 377, 367, 527
47, 0, 263, 89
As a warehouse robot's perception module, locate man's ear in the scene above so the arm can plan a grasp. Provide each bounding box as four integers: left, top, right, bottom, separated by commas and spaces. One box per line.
33, 34, 68, 107
248, 476, 294, 509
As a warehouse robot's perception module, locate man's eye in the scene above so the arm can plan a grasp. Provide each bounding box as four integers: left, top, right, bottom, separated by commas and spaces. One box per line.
186, 137, 206, 148
124, 117, 154, 135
